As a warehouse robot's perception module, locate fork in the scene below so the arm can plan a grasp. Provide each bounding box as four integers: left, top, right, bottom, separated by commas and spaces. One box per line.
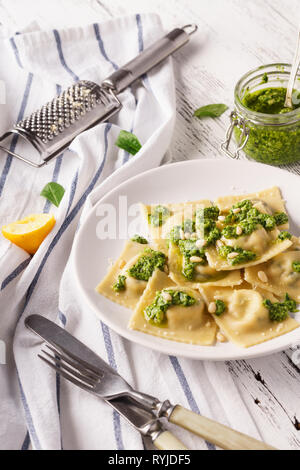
38, 343, 275, 450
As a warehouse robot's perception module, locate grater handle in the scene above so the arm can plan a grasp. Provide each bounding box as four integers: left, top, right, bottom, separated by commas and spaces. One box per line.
102, 24, 197, 94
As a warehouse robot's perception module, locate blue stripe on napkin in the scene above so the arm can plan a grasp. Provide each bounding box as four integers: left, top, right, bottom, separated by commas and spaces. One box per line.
53, 30, 80, 82
169, 356, 215, 450
101, 322, 124, 450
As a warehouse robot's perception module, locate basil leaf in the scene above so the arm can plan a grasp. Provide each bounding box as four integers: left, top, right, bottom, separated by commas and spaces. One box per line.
115, 130, 142, 155
194, 104, 228, 119
40, 182, 65, 207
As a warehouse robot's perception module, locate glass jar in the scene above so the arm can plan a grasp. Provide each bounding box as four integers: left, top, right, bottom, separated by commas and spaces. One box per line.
221, 64, 300, 165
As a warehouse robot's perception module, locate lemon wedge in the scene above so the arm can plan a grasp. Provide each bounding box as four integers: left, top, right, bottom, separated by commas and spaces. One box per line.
2, 213, 56, 254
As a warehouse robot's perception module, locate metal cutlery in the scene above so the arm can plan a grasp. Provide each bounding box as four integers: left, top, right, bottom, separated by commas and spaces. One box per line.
284, 29, 300, 109
25, 314, 276, 450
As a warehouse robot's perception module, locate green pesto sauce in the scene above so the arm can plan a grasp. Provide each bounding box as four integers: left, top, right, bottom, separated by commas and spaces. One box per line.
113, 275, 126, 292
144, 289, 196, 325
178, 239, 207, 280
263, 293, 298, 322
195, 206, 221, 246
243, 87, 299, 114
292, 261, 300, 273
278, 231, 292, 241
235, 87, 300, 165
218, 244, 256, 266
148, 205, 171, 227
131, 234, 148, 244
215, 299, 226, 316
127, 248, 166, 281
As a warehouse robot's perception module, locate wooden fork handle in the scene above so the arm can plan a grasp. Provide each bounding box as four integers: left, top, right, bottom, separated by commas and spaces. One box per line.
169, 405, 276, 450
154, 430, 188, 450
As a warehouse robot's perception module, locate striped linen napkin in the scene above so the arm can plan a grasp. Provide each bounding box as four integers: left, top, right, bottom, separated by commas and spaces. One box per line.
0, 14, 263, 450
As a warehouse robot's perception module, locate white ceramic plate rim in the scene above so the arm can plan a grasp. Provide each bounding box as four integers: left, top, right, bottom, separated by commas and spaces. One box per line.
73, 159, 300, 361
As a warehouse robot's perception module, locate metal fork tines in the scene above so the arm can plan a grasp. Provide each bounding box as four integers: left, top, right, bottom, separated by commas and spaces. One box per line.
38, 344, 101, 392
39, 343, 165, 440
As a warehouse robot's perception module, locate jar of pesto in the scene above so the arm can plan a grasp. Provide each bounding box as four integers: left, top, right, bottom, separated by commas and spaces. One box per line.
221, 64, 300, 165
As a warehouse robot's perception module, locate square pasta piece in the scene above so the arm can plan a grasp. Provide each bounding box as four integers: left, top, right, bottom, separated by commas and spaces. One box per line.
215, 186, 289, 229
199, 284, 299, 348
206, 229, 292, 271
245, 250, 300, 302
140, 200, 212, 254
96, 240, 151, 309
129, 269, 217, 345
168, 242, 243, 288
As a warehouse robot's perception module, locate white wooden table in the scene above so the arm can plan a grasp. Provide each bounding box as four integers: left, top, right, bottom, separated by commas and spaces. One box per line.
1, 0, 300, 450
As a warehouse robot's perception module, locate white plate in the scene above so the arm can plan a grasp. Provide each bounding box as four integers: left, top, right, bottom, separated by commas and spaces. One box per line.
73, 159, 300, 361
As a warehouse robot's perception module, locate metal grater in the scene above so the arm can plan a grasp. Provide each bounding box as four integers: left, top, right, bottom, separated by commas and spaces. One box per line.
0, 25, 197, 168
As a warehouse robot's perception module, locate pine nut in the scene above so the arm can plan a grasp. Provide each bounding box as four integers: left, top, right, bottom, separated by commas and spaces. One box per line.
228, 252, 239, 259
161, 291, 172, 302
184, 232, 191, 239
190, 256, 203, 263
236, 226, 243, 236
257, 271, 268, 283
208, 302, 217, 314
232, 207, 241, 214
218, 215, 226, 222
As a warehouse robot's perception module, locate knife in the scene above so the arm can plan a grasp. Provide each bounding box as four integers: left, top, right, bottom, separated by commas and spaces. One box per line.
25, 314, 276, 450
25, 314, 187, 450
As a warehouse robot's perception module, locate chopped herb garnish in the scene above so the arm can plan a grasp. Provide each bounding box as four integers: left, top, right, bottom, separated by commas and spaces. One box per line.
194, 104, 228, 119
292, 261, 300, 273
278, 231, 292, 241
113, 275, 126, 292
131, 234, 148, 244
215, 299, 226, 316
261, 73, 269, 84
40, 182, 65, 207
115, 130, 142, 155
128, 248, 166, 281
144, 289, 196, 324
263, 293, 298, 322
148, 205, 171, 227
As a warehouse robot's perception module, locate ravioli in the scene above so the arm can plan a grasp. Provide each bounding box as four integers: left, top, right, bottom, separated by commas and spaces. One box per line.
129, 270, 217, 345
245, 251, 300, 302
96, 240, 150, 309
168, 243, 243, 288
206, 228, 292, 271
205, 187, 292, 270
199, 285, 299, 347
215, 186, 289, 229
140, 200, 211, 254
